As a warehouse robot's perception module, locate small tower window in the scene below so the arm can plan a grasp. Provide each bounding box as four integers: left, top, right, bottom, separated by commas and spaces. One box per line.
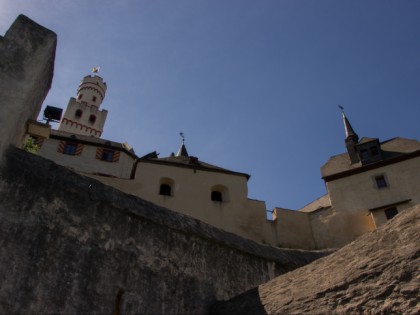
75, 109, 83, 118
89, 115, 96, 123
78, 94, 83, 100
160, 184, 172, 196
211, 191, 223, 202
92, 96, 97, 102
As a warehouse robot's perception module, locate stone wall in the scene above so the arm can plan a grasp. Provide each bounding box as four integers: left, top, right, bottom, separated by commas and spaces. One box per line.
0, 15, 56, 156
212, 204, 420, 315
0, 147, 329, 314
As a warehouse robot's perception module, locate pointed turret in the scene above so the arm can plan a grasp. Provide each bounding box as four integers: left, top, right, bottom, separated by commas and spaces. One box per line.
340, 107, 359, 164
176, 132, 189, 157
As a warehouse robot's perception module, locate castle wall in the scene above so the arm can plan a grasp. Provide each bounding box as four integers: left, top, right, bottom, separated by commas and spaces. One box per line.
269, 208, 316, 249
0, 15, 56, 157
0, 147, 329, 314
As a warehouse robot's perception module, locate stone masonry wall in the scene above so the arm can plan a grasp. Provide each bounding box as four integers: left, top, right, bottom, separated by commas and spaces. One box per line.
0, 15, 56, 156
0, 147, 329, 314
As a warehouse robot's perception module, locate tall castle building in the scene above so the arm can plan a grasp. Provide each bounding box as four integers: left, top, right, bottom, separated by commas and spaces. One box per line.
30, 73, 420, 250
58, 75, 108, 137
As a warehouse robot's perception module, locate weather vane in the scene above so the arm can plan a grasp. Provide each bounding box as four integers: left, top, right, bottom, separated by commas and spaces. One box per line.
338, 104, 345, 112
180, 132, 185, 143
92, 66, 100, 73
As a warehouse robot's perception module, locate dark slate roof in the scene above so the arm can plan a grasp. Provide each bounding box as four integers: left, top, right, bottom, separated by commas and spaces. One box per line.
321, 137, 420, 180
342, 111, 358, 139
138, 155, 251, 180
49, 130, 137, 158
358, 137, 378, 144
176, 142, 189, 157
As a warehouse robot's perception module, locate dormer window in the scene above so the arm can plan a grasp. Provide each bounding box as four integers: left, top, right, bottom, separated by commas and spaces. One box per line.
356, 138, 383, 165
370, 146, 379, 156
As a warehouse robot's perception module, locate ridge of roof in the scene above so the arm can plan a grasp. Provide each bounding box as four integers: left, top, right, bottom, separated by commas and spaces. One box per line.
139, 155, 251, 180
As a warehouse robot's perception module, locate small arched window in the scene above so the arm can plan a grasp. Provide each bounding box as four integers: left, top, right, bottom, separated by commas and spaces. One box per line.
160, 184, 171, 196
211, 184, 229, 203
92, 96, 97, 102
77, 94, 83, 100
211, 191, 223, 202
159, 177, 174, 197
89, 115, 96, 123
75, 109, 83, 118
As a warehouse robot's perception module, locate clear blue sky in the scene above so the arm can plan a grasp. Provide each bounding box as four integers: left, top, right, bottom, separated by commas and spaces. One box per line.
2, 0, 420, 210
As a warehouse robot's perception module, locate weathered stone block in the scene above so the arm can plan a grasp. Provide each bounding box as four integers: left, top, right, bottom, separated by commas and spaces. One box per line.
0, 15, 56, 157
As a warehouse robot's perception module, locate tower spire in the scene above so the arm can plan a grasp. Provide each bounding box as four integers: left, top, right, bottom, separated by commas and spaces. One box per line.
339, 105, 359, 164
176, 132, 189, 157
340, 105, 358, 140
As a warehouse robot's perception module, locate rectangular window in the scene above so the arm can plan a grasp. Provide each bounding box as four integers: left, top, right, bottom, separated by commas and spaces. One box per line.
384, 207, 398, 220
63, 143, 77, 155
101, 149, 114, 162
375, 175, 388, 189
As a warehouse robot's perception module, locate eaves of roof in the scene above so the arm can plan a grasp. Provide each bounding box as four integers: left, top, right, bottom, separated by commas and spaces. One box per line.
322, 149, 420, 182
49, 131, 138, 159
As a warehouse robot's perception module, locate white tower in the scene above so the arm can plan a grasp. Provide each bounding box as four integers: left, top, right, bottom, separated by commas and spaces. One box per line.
58, 75, 108, 138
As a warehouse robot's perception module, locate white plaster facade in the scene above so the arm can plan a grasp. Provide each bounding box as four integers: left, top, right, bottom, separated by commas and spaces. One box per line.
58, 75, 108, 137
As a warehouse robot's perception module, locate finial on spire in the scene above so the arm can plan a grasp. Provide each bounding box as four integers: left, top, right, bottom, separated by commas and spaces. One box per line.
338, 104, 344, 112
176, 132, 189, 157
92, 66, 100, 73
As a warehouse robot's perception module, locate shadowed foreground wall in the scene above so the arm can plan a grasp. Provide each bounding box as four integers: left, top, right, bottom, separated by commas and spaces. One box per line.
0, 147, 329, 314
0, 15, 56, 155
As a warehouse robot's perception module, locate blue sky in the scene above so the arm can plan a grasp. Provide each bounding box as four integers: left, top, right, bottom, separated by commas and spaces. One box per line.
2, 0, 420, 210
